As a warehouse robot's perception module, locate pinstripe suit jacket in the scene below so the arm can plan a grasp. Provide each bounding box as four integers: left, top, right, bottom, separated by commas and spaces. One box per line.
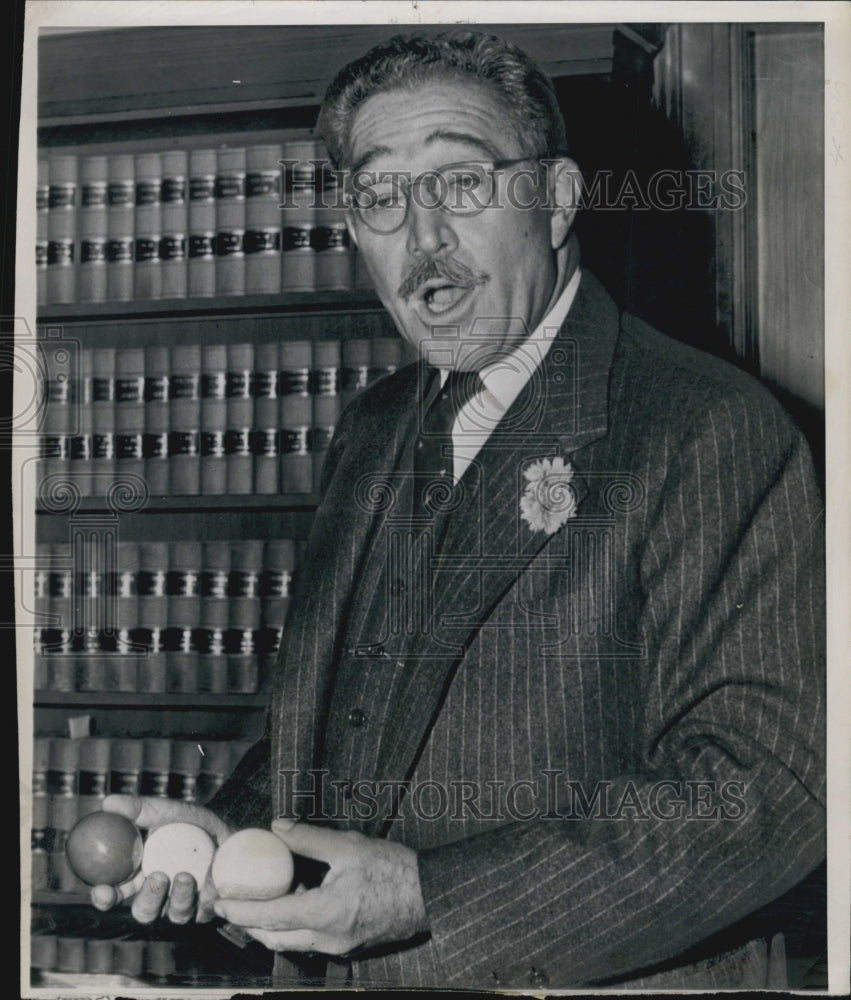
210, 272, 826, 989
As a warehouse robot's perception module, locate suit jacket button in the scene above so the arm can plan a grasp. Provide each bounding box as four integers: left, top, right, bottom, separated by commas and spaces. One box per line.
348, 708, 365, 727
529, 967, 548, 986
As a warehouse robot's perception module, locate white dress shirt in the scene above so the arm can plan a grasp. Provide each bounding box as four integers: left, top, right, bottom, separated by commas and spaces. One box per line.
442, 267, 582, 482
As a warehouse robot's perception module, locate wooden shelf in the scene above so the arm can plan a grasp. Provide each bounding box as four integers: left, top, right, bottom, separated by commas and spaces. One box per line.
34, 691, 269, 708
37, 289, 383, 323
36, 493, 320, 515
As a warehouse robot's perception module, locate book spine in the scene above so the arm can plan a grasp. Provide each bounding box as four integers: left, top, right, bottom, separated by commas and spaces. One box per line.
33, 545, 50, 690
37, 158, 48, 307
166, 540, 202, 693
169, 343, 201, 495
85, 938, 115, 975
76, 544, 107, 692
370, 336, 403, 385
340, 337, 371, 412
226, 342, 254, 495
56, 936, 87, 973
260, 538, 296, 672
281, 140, 316, 291
46, 543, 75, 691
279, 340, 313, 494
188, 148, 217, 297
314, 145, 352, 292
31, 737, 50, 891
197, 739, 232, 803
142, 737, 172, 797
215, 146, 246, 295
134, 152, 163, 301
228, 540, 263, 693
113, 938, 144, 977
252, 340, 279, 494
170, 740, 203, 802
106, 154, 135, 302
199, 541, 230, 693
46, 153, 78, 305
48, 737, 82, 892
106, 540, 140, 691
110, 737, 143, 795
160, 149, 188, 299
143, 345, 170, 497
77, 736, 111, 816
352, 243, 374, 290
137, 541, 169, 693
114, 347, 146, 482
31, 934, 59, 972
91, 346, 116, 488
39, 337, 74, 486
245, 142, 283, 294
71, 348, 93, 493
310, 339, 341, 493
78, 154, 108, 304
200, 343, 228, 496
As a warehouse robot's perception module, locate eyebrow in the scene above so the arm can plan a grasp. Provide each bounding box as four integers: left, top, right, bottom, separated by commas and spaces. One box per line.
349, 130, 504, 177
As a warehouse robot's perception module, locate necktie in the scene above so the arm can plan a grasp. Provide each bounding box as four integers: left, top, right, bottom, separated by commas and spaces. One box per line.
412, 367, 484, 521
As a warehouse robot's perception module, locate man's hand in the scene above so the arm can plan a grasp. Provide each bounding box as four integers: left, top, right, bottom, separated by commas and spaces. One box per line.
89, 794, 234, 925
212, 819, 428, 956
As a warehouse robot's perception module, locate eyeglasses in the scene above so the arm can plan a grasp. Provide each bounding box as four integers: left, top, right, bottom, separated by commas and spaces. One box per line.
345, 157, 541, 235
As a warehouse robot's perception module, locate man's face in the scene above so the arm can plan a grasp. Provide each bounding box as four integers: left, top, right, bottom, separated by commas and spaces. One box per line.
345, 79, 566, 370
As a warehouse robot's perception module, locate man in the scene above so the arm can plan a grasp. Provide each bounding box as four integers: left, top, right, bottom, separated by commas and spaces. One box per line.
93, 30, 825, 990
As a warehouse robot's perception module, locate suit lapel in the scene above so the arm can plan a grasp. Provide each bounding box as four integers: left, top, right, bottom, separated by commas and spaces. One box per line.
369, 273, 622, 817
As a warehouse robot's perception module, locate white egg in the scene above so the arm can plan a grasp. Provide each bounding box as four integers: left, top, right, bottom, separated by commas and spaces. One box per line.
141, 822, 217, 886
211, 828, 294, 900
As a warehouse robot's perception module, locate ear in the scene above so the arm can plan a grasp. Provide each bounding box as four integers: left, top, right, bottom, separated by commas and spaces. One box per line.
548, 157, 582, 251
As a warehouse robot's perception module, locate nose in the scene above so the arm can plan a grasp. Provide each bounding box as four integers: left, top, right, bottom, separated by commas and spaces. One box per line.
405, 198, 458, 258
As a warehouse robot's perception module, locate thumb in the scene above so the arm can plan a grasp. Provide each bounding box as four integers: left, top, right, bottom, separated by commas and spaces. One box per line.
270, 819, 355, 864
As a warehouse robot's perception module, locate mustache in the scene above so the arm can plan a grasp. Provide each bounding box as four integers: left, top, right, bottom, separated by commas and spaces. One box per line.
397, 255, 490, 301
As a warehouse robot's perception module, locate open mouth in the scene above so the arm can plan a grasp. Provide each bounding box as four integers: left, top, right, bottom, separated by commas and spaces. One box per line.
421, 283, 472, 315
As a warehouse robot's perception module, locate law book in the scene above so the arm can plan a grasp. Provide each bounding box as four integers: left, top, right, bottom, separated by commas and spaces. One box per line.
281, 140, 316, 291
145, 939, 177, 980
215, 146, 246, 295
171, 741, 203, 802
76, 542, 108, 692
137, 540, 169, 693
142, 738, 172, 798
199, 540, 230, 693
200, 343, 228, 496
47, 737, 82, 892
188, 148, 217, 297
197, 739, 232, 803
228, 539, 263, 693
71, 348, 93, 493
46, 153, 77, 304
112, 938, 145, 978
39, 337, 74, 486
310, 339, 341, 494
260, 538, 296, 671
85, 937, 115, 976
314, 145, 352, 292
31, 737, 51, 891
160, 149, 188, 299
30, 934, 59, 973
45, 543, 75, 692
134, 152, 163, 301
252, 340, 279, 494
226, 342, 254, 495
36, 158, 48, 306
279, 340, 313, 494
56, 936, 87, 974
104, 539, 141, 691
78, 154, 108, 303
33, 545, 50, 690
166, 540, 202, 693
77, 736, 111, 817
245, 142, 283, 294
143, 345, 170, 497
169, 343, 201, 495
91, 346, 116, 487
114, 347, 146, 482
110, 737, 143, 795
106, 153, 135, 302
352, 243, 374, 290
340, 337, 371, 413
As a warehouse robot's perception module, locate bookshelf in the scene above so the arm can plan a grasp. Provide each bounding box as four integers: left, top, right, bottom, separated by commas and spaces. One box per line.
28, 20, 664, 989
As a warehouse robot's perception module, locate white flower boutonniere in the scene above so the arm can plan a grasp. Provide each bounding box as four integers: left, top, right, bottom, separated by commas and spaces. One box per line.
520, 456, 578, 534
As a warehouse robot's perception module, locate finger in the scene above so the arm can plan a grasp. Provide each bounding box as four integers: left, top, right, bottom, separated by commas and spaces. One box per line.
91, 869, 146, 911
196, 869, 219, 924
131, 871, 170, 924
271, 819, 357, 864
103, 795, 231, 842
214, 889, 325, 931
165, 871, 197, 924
